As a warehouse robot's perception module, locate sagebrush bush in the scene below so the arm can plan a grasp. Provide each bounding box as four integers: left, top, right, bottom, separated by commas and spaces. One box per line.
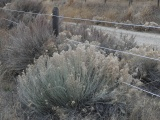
0, 0, 45, 29
18, 44, 126, 119
0, 16, 57, 80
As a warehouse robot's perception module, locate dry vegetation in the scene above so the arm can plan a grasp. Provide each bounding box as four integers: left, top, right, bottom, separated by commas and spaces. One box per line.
0, 0, 160, 120
48, 0, 160, 31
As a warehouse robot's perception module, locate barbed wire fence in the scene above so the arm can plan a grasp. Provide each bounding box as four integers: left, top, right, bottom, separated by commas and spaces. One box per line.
1, 7, 160, 98
1, 7, 160, 29
74, 0, 159, 7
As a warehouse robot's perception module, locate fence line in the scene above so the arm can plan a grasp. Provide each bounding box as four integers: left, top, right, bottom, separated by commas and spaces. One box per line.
1, 17, 160, 63
1, 7, 160, 98
137, 77, 160, 89
122, 82, 160, 98
1, 18, 159, 63
0, 7, 52, 16
1, 7, 160, 29
65, 39, 160, 98
1, 18, 18, 25
66, 39, 160, 62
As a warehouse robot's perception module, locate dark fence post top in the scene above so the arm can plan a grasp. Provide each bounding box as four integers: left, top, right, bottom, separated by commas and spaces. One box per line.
52, 7, 59, 15
52, 7, 59, 37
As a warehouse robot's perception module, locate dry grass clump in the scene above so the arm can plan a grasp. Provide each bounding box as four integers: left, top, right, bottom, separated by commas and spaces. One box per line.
139, 4, 159, 23
0, 16, 57, 81
129, 96, 160, 120
60, 6, 93, 21
0, 29, 9, 55
0, 83, 23, 120
124, 46, 160, 92
0, 0, 46, 29
11, 0, 45, 13
18, 44, 127, 119
119, 85, 160, 120
0, 0, 11, 7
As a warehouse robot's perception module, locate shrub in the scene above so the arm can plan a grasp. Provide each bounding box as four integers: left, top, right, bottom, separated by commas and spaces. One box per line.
0, 0, 46, 29
0, 16, 57, 80
124, 46, 160, 91
18, 44, 126, 119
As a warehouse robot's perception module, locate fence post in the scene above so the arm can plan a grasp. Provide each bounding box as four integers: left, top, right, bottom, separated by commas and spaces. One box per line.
158, 0, 160, 7
129, 0, 133, 6
52, 7, 59, 37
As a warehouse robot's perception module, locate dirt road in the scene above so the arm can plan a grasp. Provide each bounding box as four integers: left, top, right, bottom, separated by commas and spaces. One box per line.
94, 25, 160, 47
65, 22, 160, 47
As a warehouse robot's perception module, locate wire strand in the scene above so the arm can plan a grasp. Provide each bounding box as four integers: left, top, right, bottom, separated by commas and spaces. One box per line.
1, 18, 18, 24
1, 7, 160, 29
122, 82, 160, 98
66, 39, 160, 62
0, 7, 52, 16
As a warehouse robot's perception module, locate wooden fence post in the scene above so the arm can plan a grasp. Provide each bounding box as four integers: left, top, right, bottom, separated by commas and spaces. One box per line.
52, 7, 59, 37
129, 0, 133, 6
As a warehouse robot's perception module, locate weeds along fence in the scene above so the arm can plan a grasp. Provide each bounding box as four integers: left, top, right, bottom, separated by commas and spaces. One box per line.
1, 7, 160, 98
83, 0, 159, 7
